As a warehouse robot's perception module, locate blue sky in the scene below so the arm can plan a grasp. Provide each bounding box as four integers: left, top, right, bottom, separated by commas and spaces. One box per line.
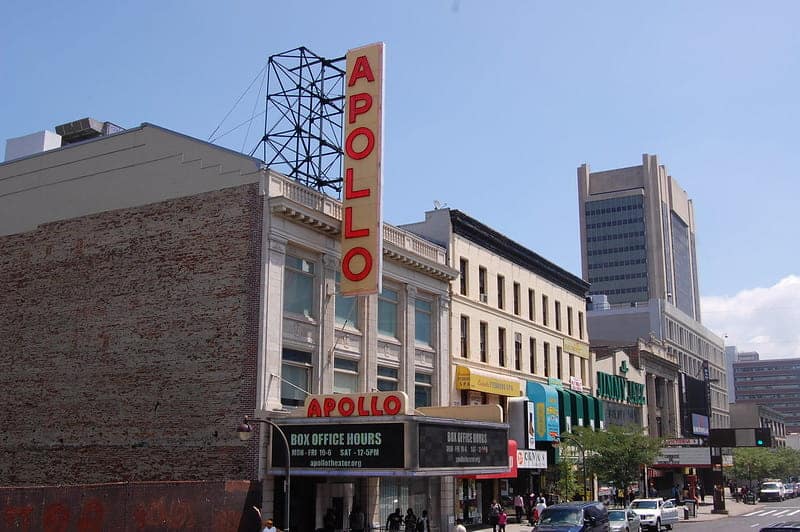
2, 1, 798, 357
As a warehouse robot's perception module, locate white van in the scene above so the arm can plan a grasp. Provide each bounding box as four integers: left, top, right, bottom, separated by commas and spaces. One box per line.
759, 481, 786, 502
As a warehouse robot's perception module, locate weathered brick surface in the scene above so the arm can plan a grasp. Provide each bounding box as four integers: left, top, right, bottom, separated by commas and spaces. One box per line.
0, 184, 262, 486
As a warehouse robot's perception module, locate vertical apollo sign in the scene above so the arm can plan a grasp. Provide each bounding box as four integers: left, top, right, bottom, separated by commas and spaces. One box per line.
341, 43, 384, 296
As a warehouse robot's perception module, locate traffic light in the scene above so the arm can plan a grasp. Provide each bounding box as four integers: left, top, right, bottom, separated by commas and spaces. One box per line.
755, 428, 772, 447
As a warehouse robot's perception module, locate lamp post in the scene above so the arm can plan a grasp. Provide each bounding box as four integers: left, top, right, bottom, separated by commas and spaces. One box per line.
558, 434, 588, 501
238, 415, 291, 532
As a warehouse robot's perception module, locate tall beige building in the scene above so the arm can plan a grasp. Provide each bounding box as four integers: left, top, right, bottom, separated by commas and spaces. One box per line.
577, 154, 729, 430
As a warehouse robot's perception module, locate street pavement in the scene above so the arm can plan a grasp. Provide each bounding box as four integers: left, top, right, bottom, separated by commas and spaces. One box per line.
464, 495, 761, 532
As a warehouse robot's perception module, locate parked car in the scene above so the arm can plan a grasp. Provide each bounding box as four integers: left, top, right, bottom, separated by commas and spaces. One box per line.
609, 508, 641, 532
785, 483, 796, 499
759, 482, 787, 502
532, 501, 610, 532
628, 499, 679, 531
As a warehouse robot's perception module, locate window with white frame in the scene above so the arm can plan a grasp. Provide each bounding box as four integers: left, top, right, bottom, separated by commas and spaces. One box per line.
377, 365, 399, 391
284, 255, 315, 317
378, 287, 399, 338
281, 348, 311, 407
335, 272, 359, 328
415, 372, 432, 407
460, 315, 469, 358
334, 357, 359, 393
514, 333, 522, 370
415, 298, 433, 346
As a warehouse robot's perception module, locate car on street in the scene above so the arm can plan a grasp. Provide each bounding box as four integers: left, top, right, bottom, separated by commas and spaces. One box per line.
785, 483, 796, 498
532, 501, 610, 532
759, 482, 787, 502
608, 508, 641, 532
628, 499, 679, 531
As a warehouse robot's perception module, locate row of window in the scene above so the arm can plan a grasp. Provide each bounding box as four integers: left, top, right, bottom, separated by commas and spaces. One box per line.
282, 349, 433, 408
585, 217, 644, 229
458, 258, 585, 339
586, 231, 645, 243
735, 375, 799, 382
589, 286, 647, 295
735, 365, 800, 372
457, 315, 587, 380
585, 204, 643, 216
587, 244, 646, 256
588, 258, 647, 270
666, 319, 723, 366
588, 271, 647, 283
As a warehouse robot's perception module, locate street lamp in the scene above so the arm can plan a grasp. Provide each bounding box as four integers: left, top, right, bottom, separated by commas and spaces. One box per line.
557, 433, 589, 501
238, 415, 291, 532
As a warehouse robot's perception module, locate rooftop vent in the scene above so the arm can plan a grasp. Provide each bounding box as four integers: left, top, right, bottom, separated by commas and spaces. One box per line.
55, 117, 123, 145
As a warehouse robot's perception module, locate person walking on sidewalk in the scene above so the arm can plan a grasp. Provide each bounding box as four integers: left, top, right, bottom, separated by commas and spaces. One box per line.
497, 508, 508, 532
514, 494, 524, 523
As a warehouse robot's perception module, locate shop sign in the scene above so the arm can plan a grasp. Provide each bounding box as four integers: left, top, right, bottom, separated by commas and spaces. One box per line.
664, 438, 703, 446
340, 42, 384, 296
569, 376, 583, 391
596, 371, 645, 405
304, 391, 409, 418
653, 447, 711, 467
526, 382, 560, 442
563, 337, 589, 358
272, 422, 404, 469
418, 423, 507, 468
547, 377, 562, 387
516, 449, 548, 469
455, 366, 520, 397
691, 413, 710, 436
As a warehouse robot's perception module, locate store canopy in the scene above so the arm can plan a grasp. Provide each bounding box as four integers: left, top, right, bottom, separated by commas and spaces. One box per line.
456, 365, 522, 397
525, 381, 560, 441
555, 388, 573, 433
564, 389, 585, 427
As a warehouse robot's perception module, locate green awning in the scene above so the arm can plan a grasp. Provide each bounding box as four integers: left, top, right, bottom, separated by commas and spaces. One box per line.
595, 396, 605, 430
565, 389, 585, 428
555, 388, 572, 434
582, 394, 597, 429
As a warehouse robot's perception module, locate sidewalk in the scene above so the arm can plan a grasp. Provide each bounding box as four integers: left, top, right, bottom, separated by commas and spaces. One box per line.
464, 497, 759, 531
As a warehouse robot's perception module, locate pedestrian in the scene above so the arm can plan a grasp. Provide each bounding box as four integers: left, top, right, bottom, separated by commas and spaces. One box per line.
535, 496, 547, 520
672, 483, 680, 502
514, 493, 524, 523
387, 508, 403, 531
349, 505, 366, 532
648, 483, 657, 498
488, 500, 500, 532
404, 508, 418, 532
252, 507, 281, 532
263, 518, 279, 532
454, 518, 467, 532
497, 508, 508, 532
416, 510, 429, 532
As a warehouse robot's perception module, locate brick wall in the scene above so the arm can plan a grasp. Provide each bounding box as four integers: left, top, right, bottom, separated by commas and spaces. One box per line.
0, 480, 262, 531
0, 184, 263, 485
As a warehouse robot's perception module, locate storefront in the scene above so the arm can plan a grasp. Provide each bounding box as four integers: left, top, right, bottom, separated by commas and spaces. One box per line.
269, 392, 510, 532
453, 365, 523, 524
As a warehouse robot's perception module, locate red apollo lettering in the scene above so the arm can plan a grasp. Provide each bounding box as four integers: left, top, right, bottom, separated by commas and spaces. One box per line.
345, 168, 371, 199
338, 397, 355, 416
345, 127, 375, 160
348, 55, 376, 86
369, 395, 385, 415
384, 394, 402, 415
306, 398, 322, 417
323, 397, 336, 416
348, 93, 373, 124
357, 396, 370, 416
342, 247, 372, 282
344, 207, 369, 238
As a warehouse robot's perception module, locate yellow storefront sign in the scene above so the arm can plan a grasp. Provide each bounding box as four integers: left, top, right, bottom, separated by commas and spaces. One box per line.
456, 366, 521, 397
563, 337, 590, 358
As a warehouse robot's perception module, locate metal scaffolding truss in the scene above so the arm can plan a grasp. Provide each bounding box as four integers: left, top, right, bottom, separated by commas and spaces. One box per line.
250, 47, 346, 196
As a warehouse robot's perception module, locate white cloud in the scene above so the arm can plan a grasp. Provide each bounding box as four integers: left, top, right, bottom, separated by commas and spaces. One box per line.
701, 275, 800, 359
